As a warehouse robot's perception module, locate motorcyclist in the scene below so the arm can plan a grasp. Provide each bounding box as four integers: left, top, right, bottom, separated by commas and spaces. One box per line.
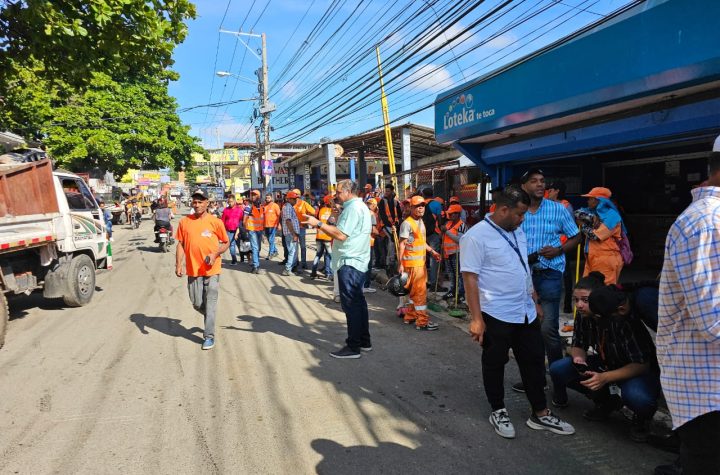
153, 198, 174, 243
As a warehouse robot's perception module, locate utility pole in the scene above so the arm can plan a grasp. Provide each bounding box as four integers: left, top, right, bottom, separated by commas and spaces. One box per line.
261, 32, 271, 195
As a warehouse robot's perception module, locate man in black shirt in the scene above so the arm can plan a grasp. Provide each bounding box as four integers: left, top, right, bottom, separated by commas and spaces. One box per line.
549, 281, 660, 442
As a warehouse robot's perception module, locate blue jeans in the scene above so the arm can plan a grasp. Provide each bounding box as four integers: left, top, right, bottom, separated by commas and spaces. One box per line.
299, 228, 307, 266
226, 227, 238, 261
248, 230, 263, 268
312, 240, 332, 277
549, 355, 660, 420
532, 268, 563, 365
338, 265, 371, 351
265, 227, 278, 256
283, 234, 298, 272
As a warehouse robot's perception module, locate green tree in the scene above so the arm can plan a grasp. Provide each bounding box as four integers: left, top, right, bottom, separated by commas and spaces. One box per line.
0, 0, 196, 87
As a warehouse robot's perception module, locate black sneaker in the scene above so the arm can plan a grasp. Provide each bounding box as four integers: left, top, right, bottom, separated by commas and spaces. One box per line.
416, 321, 439, 331
551, 396, 569, 408
360, 345, 373, 352
526, 410, 575, 435
583, 395, 622, 421
310, 271, 317, 279
329, 346, 361, 359
512, 382, 549, 393
630, 416, 650, 443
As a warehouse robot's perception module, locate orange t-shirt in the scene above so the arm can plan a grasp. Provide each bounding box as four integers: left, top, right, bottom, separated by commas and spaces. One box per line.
294, 200, 315, 228
263, 202, 281, 227
176, 213, 228, 277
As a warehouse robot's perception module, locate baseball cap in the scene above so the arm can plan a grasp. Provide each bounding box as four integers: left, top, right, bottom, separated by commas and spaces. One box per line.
449, 196, 459, 204
520, 168, 544, 184
581, 187, 612, 199
191, 188, 208, 200
250, 189, 260, 196
292, 188, 301, 196
410, 195, 425, 206
286, 191, 299, 199
447, 204, 463, 214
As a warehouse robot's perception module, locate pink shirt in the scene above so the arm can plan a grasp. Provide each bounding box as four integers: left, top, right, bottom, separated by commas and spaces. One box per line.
221, 205, 244, 231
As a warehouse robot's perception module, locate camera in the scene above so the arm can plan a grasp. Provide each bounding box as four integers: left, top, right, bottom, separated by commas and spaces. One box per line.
574, 209, 595, 225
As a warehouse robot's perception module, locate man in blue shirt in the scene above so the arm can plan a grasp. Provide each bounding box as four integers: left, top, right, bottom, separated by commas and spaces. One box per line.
422, 188, 445, 290
513, 168, 580, 394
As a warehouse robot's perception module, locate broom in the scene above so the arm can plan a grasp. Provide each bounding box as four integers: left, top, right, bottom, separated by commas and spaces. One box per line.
427, 235, 445, 313
447, 253, 466, 318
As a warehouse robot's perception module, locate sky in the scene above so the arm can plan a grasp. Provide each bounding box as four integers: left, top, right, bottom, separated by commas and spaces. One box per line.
169, 0, 634, 149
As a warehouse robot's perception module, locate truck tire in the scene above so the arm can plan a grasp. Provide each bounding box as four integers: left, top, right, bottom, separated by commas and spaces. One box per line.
62, 254, 96, 307
0, 293, 8, 349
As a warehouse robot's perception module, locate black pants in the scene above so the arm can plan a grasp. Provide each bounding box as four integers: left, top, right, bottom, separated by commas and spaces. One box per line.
679, 411, 720, 474
481, 313, 547, 413
375, 235, 387, 268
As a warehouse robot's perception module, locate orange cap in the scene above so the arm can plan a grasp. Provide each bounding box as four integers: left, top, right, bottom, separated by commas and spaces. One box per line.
250, 189, 260, 196
447, 204, 463, 214
581, 187, 612, 199
410, 195, 425, 206
449, 196, 459, 204
286, 191, 299, 199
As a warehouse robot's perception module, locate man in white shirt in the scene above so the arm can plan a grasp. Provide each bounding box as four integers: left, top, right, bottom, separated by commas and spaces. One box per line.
460, 186, 575, 439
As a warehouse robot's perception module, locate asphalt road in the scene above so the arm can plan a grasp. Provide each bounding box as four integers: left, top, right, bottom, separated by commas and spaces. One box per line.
0, 215, 674, 474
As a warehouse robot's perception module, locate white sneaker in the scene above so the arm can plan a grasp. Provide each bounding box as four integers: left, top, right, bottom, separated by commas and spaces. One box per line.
526, 410, 575, 435
489, 408, 516, 439
362, 287, 377, 294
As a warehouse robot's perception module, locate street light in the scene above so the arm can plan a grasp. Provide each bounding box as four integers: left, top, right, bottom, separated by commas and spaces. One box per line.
215, 71, 258, 85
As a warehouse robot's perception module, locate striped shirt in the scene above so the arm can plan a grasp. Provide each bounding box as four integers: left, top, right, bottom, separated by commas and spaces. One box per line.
657, 186, 720, 429
281, 202, 300, 236
521, 198, 578, 273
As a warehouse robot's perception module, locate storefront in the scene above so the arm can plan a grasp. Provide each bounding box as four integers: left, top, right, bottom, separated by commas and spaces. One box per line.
434, 0, 720, 270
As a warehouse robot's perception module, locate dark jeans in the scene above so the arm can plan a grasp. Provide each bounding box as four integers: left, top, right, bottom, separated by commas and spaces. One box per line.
445, 253, 464, 297
678, 411, 720, 474
427, 233, 442, 285
532, 268, 564, 365
481, 313, 547, 413
563, 255, 577, 313
337, 265, 371, 351
374, 235, 387, 268
549, 355, 660, 420
364, 247, 374, 288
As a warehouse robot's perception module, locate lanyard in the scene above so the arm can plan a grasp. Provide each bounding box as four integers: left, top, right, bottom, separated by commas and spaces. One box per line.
484, 217, 528, 274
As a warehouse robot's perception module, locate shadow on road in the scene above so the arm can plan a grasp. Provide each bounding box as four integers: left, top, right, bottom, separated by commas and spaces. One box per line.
223, 314, 338, 349
129, 313, 203, 344
268, 284, 334, 305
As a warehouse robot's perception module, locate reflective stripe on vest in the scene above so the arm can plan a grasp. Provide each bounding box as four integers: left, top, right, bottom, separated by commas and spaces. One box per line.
246, 206, 264, 231
316, 207, 333, 241
401, 218, 426, 267
443, 221, 462, 258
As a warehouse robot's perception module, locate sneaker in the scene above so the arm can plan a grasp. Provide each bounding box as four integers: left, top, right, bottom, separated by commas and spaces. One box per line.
526, 410, 575, 435
489, 408, 516, 439
251, 267, 259, 274
360, 345, 373, 352
202, 338, 215, 350
551, 396, 569, 408
281, 269, 291, 276
416, 321, 439, 331
310, 272, 317, 279
629, 416, 650, 443
511, 382, 549, 393
583, 395, 623, 421
362, 287, 377, 294
329, 346, 361, 359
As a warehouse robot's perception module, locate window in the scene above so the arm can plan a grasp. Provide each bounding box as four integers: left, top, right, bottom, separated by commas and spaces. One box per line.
62, 178, 96, 211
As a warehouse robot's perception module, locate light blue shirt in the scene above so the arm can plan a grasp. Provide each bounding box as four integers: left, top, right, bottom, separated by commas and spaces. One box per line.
332, 197, 371, 273
460, 218, 536, 324
521, 198, 578, 272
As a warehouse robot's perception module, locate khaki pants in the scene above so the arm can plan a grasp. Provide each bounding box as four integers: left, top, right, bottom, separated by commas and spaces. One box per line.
404, 265, 428, 327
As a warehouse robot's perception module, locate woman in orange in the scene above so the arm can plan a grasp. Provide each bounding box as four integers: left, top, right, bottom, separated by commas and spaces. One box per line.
575, 187, 625, 285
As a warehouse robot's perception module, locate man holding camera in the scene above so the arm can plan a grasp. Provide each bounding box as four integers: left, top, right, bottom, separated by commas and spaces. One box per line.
513, 168, 580, 393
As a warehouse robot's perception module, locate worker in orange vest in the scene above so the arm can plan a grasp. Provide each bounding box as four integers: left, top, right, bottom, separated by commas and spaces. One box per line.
243, 189, 265, 274
398, 195, 442, 331
292, 188, 315, 270
263, 193, 281, 260
311, 195, 334, 280
441, 204, 467, 302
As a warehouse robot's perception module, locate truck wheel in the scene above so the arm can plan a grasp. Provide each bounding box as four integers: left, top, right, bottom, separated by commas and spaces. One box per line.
62, 254, 96, 307
0, 293, 8, 349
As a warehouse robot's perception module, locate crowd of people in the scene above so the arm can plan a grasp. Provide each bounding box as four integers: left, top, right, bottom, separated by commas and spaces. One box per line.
171, 143, 719, 475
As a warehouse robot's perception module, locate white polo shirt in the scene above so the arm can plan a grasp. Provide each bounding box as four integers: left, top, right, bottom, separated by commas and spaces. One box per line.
459, 218, 536, 324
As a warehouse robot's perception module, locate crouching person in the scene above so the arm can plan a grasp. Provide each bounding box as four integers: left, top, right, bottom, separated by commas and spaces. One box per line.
549, 273, 660, 442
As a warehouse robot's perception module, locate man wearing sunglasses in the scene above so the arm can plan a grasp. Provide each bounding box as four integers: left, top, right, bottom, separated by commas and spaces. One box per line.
512, 168, 580, 394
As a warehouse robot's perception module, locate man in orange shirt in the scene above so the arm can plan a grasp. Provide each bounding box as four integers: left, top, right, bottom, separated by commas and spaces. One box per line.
175, 189, 230, 350
244, 189, 265, 274
263, 193, 281, 260
293, 188, 316, 270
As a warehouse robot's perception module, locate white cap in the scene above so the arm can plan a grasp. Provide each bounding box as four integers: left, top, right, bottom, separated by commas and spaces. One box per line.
714, 134, 720, 152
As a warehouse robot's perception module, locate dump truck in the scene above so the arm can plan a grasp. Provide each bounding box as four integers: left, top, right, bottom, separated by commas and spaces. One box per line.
0, 159, 109, 348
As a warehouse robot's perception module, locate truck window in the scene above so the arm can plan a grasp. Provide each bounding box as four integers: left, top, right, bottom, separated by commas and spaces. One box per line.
62, 178, 96, 210
77, 179, 98, 209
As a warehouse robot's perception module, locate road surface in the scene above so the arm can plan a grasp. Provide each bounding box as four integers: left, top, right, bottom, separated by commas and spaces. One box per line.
0, 217, 673, 474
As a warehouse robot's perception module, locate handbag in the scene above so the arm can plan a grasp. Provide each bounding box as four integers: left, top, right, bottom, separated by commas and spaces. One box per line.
616, 230, 633, 265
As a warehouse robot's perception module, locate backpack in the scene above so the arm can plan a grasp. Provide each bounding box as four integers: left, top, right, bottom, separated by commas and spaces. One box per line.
616, 230, 633, 265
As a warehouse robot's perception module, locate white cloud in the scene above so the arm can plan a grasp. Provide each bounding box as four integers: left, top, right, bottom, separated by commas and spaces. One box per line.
421, 24, 474, 53
403, 64, 454, 93
483, 32, 518, 50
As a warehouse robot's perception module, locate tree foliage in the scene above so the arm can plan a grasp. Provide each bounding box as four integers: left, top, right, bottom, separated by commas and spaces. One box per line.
0, 0, 196, 87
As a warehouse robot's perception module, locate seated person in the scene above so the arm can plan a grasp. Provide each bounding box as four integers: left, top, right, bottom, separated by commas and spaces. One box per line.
152, 198, 174, 242
549, 272, 660, 443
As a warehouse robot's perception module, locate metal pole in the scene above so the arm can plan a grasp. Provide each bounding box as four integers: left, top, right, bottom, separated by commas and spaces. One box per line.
261, 32, 270, 196
375, 46, 398, 193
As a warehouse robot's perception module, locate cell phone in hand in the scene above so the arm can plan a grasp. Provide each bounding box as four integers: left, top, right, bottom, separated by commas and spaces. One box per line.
573, 362, 590, 374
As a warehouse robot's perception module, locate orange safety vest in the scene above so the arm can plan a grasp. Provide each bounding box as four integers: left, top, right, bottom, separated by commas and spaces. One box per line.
401, 217, 426, 268
316, 207, 333, 241
442, 220, 463, 258
246, 205, 264, 231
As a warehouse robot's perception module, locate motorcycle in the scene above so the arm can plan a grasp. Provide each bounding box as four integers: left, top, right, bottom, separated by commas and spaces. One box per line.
155, 221, 174, 252
130, 205, 141, 229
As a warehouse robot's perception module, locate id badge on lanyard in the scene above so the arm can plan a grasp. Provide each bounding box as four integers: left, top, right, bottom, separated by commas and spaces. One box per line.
485, 218, 533, 297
